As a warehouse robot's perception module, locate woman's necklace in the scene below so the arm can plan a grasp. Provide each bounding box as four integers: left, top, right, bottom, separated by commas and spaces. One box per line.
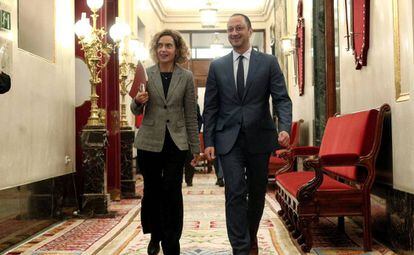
160, 72, 172, 80
159, 64, 174, 80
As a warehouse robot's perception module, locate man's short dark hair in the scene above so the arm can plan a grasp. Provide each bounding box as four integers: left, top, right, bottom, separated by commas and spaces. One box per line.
230, 13, 252, 29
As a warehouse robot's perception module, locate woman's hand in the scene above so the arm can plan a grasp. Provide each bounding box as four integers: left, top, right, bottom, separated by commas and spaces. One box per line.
134, 91, 149, 105
190, 154, 200, 167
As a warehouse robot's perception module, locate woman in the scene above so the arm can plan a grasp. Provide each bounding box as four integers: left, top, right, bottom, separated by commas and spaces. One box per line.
131, 29, 200, 255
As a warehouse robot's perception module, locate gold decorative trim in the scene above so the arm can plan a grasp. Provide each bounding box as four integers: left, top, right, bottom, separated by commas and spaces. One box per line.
393, 0, 410, 102
109, 188, 121, 201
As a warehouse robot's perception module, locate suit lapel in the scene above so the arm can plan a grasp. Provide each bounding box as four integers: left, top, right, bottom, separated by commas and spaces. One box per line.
166, 65, 183, 102
149, 66, 167, 104
243, 49, 259, 101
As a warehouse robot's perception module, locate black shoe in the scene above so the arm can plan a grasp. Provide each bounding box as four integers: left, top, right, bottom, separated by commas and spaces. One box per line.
216, 178, 224, 187
186, 182, 193, 186
147, 239, 160, 255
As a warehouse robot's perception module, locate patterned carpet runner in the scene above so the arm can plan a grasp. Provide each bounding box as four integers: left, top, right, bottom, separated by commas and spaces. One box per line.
118, 175, 299, 255
5, 174, 396, 255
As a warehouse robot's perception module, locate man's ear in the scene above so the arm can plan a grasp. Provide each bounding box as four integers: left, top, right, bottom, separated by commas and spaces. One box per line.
248, 28, 253, 37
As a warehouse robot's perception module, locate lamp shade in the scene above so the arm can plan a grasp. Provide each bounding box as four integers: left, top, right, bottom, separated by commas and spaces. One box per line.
200, 8, 217, 27
130, 40, 148, 61
87, 0, 104, 12
199, 1, 217, 28
109, 17, 131, 43
74, 12, 92, 39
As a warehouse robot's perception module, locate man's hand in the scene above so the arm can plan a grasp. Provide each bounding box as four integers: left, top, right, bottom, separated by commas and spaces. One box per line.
204, 147, 216, 161
278, 131, 290, 148
134, 91, 149, 105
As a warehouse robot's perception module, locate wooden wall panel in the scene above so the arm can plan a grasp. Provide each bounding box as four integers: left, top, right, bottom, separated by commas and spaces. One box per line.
190, 60, 211, 89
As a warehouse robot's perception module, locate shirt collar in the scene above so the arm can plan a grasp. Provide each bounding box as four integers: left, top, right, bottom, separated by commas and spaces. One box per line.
233, 47, 252, 62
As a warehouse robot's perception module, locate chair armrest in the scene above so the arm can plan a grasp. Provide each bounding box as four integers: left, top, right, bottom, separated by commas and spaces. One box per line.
275, 149, 290, 160
320, 153, 360, 166
297, 158, 324, 201
292, 146, 320, 157
274, 146, 319, 160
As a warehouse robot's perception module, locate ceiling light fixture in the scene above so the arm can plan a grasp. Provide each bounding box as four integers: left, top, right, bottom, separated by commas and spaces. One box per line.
199, 0, 217, 28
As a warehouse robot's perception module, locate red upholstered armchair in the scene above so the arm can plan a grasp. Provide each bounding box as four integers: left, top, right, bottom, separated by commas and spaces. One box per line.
275, 104, 390, 252
268, 119, 303, 182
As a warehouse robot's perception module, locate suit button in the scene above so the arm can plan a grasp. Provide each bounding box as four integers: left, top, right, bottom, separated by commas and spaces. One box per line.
167, 120, 170, 123
164, 105, 167, 109
238, 122, 241, 125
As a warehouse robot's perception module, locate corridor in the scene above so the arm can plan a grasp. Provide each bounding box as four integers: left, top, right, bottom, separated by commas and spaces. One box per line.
1, 0, 414, 254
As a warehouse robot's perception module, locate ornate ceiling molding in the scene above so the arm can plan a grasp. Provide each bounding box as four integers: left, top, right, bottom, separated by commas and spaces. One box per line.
148, 0, 274, 24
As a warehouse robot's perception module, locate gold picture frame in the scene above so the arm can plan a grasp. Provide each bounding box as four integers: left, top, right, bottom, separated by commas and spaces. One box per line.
393, 0, 410, 102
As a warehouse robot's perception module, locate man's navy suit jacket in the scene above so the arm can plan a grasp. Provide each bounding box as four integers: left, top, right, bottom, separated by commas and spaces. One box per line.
203, 49, 292, 155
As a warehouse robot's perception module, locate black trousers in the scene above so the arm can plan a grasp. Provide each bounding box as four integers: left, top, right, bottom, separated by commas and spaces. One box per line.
138, 131, 187, 255
220, 131, 270, 255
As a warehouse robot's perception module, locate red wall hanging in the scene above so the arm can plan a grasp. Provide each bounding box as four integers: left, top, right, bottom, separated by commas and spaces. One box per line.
296, 0, 305, 95
345, 0, 370, 69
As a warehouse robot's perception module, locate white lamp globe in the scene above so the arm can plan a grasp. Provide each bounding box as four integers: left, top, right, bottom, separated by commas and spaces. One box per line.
87, 0, 104, 12
109, 17, 131, 43
74, 13, 92, 39
130, 40, 148, 61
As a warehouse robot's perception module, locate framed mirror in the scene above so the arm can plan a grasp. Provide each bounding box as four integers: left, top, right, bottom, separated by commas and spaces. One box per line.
18, 0, 55, 61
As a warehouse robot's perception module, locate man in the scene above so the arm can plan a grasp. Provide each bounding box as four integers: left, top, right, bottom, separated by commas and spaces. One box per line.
203, 14, 292, 254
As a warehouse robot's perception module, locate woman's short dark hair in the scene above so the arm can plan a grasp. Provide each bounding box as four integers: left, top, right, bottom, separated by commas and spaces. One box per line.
149, 29, 189, 64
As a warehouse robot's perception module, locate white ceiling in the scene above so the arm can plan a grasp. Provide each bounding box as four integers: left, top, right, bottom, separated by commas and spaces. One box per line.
160, 0, 268, 13
149, 0, 273, 23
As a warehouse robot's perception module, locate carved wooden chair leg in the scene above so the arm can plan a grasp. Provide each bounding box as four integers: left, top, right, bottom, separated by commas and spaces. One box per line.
287, 208, 296, 232
283, 205, 290, 223
286, 209, 293, 231
292, 213, 301, 239
276, 193, 285, 218
207, 162, 213, 173
283, 206, 290, 221
285, 209, 292, 227
363, 207, 373, 251
277, 198, 286, 220
277, 197, 284, 216
290, 209, 297, 233
297, 233, 305, 244
338, 216, 345, 232
281, 204, 289, 223
299, 216, 313, 252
